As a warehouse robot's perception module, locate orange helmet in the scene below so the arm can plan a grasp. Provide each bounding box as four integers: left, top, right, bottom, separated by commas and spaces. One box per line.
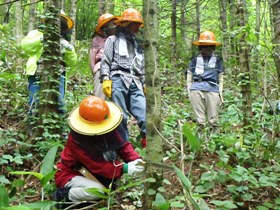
193, 31, 221, 46
60, 10, 74, 29
95, 13, 118, 34
79, 96, 110, 123
118, 8, 144, 27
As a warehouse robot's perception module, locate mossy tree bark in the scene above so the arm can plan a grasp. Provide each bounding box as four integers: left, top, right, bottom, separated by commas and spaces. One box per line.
143, 0, 163, 208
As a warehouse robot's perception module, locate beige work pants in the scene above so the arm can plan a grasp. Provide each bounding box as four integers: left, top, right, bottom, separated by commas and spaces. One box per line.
65, 176, 105, 202
189, 90, 220, 127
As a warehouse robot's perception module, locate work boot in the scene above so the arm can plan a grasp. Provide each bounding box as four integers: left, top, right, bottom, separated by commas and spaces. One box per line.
51, 187, 71, 202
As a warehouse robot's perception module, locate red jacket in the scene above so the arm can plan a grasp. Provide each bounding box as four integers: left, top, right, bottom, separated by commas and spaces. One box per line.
55, 130, 141, 188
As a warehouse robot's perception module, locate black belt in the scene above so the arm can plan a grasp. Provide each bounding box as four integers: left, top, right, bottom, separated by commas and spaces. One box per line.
193, 78, 217, 83
112, 68, 136, 75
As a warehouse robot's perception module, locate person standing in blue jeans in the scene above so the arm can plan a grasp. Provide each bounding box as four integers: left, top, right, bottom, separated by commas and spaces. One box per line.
100, 8, 146, 148
21, 11, 77, 114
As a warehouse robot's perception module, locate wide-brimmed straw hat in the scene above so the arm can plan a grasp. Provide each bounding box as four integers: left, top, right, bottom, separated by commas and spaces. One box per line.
193, 31, 221, 46
68, 96, 123, 136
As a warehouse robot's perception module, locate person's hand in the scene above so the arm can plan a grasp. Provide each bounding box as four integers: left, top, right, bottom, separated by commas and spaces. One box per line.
127, 159, 145, 175
143, 84, 146, 96
102, 80, 112, 98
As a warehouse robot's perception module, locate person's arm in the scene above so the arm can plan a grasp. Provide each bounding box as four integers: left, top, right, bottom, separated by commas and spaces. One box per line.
117, 142, 141, 163
217, 57, 224, 103
67, 135, 125, 179
89, 46, 98, 75
89, 36, 104, 75
61, 39, 77, 70
100, 36, 115, 82
186, 72, 193, 96
186, 58, 196, 95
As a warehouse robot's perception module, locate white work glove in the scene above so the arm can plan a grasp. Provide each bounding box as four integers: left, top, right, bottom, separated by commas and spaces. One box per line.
127, 159, 145, 176
218, 73, 224, 105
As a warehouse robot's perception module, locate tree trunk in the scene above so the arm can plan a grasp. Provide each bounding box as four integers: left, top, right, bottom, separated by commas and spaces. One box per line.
70, 0, 77, 43
15, 0, 23, 45
228, 0, 239, 77
39, 0, 62, 115
98, 0, 114, 16
180, 0, 189, 50
252, 0, 260, 90
270, 0, 280, 90
3, 0, 11, 23
171, 0, 177, 66
236, 0, 252, 127
219, 0, 230, 72
28, 0, 36, 31
195, 0, 200, 37
142, 0, 163, 208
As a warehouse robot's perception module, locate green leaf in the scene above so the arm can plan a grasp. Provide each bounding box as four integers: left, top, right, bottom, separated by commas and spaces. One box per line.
182, 123, 201, 151
173, 165, 201, 210
198, 198, 211, 210
170, 201, 185, 208
40, 146, 58, 176
173, 165, 191, 190
2, 206, 31, 210
40, 170, 57, 187
24, 201, 57, 208
152, 193, 170, 210
210, 200, 237, 209
86, 188, 108, 199
10, 171, 44, 180
0, 185, 9, 208
0, 176, 10, 185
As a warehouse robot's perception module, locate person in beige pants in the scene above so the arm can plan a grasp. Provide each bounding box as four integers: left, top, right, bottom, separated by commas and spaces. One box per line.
186, 31, 224, 130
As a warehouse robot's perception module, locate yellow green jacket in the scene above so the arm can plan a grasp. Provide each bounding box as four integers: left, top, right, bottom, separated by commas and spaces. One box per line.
21, 29, 77, 75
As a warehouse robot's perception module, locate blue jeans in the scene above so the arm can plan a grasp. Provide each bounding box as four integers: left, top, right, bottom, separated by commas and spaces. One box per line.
28, 74, 65, 114
111, 76, 146, 141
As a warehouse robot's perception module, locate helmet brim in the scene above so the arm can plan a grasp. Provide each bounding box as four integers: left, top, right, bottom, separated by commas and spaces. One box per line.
193, 40, 222, 46
116, 19, 144, 27
96, 16, 119, 33
60, 14, 74, 29
68, 101, 123, 136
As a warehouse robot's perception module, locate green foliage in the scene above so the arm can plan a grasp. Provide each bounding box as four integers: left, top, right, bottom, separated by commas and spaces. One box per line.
152, 193, 170, 210
182, 122, 202, 152
173, 165, 206, 210
86, 177, 154, 208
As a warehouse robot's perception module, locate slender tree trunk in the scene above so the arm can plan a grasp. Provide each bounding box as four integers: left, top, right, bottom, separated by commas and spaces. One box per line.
228, 0, 239, 77
180, 0, 189, 50
252, 0, 261, 90
171, 0, 177, 66
15, 0, 23, 45
270, 0, 280, 90
219, 0, 230, 72
98, 0, 114, 16
70, 0, 77, 43
195, 0, 200, 37
4, 0, 11, 23
28, 0, 36, 31
61, 0, 65, 11
236, 0, 252, 127
143, 0, 162, 208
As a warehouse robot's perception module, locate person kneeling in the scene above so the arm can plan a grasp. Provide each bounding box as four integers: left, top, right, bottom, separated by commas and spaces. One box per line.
53, 96, 144, 202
